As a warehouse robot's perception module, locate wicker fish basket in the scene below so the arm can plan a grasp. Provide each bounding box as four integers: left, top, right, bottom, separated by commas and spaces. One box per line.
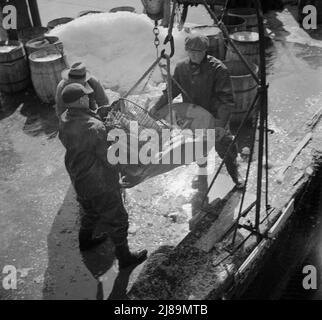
104, 100, 216, 187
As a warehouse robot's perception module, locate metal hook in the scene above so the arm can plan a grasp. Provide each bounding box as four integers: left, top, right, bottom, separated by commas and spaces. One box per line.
161, 34, 175, 59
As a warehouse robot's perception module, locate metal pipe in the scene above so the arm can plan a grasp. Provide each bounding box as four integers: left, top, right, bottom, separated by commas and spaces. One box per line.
253, 0, 268, 243
232, 108, 259, 246
201, 91, 260, 207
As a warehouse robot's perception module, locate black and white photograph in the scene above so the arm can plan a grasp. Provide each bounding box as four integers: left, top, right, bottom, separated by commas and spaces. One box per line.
1, 0, 322, 304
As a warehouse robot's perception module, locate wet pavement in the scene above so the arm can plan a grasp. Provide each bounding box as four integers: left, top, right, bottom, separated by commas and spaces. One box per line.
1, 3, 322, 300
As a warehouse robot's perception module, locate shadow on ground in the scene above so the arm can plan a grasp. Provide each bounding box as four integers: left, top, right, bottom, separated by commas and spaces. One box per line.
0, 87, 59, 139
42, 185, 141, 300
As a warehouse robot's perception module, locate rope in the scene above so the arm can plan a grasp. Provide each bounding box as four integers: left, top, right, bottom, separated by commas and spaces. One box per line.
220, 0, 230, 22
123, 3, 177, 114
123, 56, 163, 98
165, 55, 174, 126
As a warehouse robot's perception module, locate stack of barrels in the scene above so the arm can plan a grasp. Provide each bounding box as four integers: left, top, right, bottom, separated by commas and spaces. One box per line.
0, 17, 74, 103
223, 8, 260, 125
0, 8, 134, 102
187, 7, 260, 125
0, 40, 30, 93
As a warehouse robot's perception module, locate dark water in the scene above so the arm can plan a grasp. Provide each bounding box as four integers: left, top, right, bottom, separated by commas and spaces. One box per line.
238, 168, 322, 300
280, 203, 322, 300
263, 39, 322, 300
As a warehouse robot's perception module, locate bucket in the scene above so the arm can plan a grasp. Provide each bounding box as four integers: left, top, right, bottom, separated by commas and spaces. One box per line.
25, 36, 62, 56
224, 60, 258, 124
190, 25, 226, 60
109, 6, 136, 13
0, 41, 30, 93
47, 17, 74, 30
228, 8, 258, 32
221, 15, 247, 34
226, 31, 259, 65
77, 10, 104, 17
140, 0, 163, 17
18, 26, 49, 45
29, 46, 67, 103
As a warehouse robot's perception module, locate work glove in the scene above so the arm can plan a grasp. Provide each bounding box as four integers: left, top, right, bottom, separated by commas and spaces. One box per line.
119, 175, 135, 189
97, 105, 111, 120
148, 104, 160, 118
110, 99, 123, 112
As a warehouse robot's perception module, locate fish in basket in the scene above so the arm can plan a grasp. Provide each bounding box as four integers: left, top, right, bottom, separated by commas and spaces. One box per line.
104, 101, 216, 187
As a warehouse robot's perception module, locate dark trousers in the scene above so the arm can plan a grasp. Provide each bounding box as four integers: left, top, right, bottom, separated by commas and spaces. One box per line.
77, 190, 129, 246
215, 130, 239, 180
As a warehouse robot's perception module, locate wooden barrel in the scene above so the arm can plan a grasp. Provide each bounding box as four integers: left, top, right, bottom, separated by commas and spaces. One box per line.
47, 17, 74, 30
222, 15, 247, 34
190, 26, 226, 61
18, 27, 49, 45
0, 41, 30, 93
25, 36, 62, 56
77, 10, 104, 17
226, 31, 259, 65
228, 8, 258, 32
29, 46, 67, 103
224, 60, 258, 124
109, 6, 136, 13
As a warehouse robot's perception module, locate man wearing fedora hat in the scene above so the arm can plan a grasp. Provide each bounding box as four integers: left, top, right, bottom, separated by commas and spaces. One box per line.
150, 34, 245, 188
58, 82, 147, 269
55, 61, 110, 118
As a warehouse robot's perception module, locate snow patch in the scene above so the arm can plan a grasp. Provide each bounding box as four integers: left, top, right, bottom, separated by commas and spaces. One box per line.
50, 12, 188, 93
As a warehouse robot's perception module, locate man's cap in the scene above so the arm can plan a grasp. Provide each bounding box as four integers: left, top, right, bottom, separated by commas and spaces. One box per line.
185, 35, 209, 51
61, 82, 93, 104
61, 61, 91, 82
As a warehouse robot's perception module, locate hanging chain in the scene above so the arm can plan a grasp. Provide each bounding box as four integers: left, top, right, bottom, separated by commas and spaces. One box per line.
141, 21, 161, 92
153, 20, 160, 54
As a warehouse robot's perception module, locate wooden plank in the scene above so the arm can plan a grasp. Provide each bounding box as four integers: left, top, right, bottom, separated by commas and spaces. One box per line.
268, 199, 295, 238
235, 199, 295, 283
276, 132, 312, 184
307, 105, 322, 130
193, 193, 256, 252
235, 239, 268, 281
189, 199, 220, 231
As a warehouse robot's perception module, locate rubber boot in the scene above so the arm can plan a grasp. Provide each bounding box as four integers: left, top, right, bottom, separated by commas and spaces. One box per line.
192, 160, 208, 189
79, 229, 108, 251
225, 160, 245, 189
115, 242, 148, 270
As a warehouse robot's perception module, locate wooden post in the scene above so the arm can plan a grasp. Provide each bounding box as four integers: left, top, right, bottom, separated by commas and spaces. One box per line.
28, 0, 42, 26
0, 0, 32, 40
10, 0, 32, 29
0, 8, 8, 41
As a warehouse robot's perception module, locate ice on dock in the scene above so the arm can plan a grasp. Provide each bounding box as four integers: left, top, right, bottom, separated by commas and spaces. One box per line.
49, 12, 188, 93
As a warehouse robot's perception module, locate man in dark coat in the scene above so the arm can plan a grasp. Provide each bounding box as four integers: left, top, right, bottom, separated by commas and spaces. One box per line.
55, 61, 109, 118
58, 82, 147, 269
150, 35, 245, 188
